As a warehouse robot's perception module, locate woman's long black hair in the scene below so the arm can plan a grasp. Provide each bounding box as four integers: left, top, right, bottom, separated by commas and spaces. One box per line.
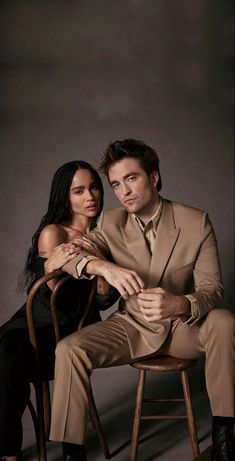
20, 160, 104, 290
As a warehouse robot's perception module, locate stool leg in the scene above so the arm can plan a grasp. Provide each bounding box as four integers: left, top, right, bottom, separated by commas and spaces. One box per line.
130, 370, 146, 461
181, 370, 200, 460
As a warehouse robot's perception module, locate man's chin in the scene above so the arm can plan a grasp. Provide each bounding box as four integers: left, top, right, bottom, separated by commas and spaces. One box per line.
124, 203, 138, 214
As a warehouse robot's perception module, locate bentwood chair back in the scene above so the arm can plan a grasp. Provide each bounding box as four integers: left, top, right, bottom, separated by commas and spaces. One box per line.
26, 270, 111, 461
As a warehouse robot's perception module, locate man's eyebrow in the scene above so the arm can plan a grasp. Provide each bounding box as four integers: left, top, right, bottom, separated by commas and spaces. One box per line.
110, 172, 138, 184
123, 171, 138, 178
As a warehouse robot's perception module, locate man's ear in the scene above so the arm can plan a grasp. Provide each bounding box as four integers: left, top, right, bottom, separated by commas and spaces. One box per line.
150, 171, 159, 188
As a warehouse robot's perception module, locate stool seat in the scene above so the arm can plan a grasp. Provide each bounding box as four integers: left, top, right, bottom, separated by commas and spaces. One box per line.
131, 356, 197, 372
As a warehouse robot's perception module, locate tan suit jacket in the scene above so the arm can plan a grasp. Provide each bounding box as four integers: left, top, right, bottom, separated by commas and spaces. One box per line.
63, 197, 223, 358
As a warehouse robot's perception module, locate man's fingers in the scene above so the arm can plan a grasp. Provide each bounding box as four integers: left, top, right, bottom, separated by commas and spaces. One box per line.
135, 273, 145, 290
124, 274, 144, 295
138, 291, 164, 300
138, 300, 156, 309
119, 288, 129, 300
114, 275, 144, 299
127, 271, 145, 291
123, 280, 139, 297
138, 293, 157, 302
139, 306, 157, 314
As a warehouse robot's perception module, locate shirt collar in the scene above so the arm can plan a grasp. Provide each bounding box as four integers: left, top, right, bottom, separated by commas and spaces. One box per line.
133, 196, 163, 232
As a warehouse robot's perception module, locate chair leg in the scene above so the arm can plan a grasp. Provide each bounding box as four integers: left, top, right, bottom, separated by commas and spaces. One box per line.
42, 381, 51, 439
88, 385, 111, 459
181, 370, 200, 460
34, 381, 48, 461
27, 399, 40, 451
130, 370, 146, 461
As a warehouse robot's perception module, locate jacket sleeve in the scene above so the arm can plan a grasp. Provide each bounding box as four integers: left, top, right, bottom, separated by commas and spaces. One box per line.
185, 212, 224, 325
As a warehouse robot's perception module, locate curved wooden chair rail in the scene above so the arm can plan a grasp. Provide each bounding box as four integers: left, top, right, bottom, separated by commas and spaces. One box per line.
26, 270, 110, 461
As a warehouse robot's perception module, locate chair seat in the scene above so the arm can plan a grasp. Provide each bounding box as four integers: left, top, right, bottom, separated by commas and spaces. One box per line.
131, 356, 197, 372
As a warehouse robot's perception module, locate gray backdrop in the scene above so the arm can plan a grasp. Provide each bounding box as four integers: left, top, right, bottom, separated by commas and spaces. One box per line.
0, 0, 233, 322
0, 2, 234, 458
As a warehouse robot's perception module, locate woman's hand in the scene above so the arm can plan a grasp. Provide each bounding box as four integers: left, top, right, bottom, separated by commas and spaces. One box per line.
72, 237, 105, 260
44, 242, 81, 274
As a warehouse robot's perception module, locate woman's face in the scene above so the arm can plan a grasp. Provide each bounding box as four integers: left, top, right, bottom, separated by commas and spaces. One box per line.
67, 169, 102, 218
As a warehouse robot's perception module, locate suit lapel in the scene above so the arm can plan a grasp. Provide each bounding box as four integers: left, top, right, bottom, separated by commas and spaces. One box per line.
121, 213, 152, 274
148, 199, 180, 287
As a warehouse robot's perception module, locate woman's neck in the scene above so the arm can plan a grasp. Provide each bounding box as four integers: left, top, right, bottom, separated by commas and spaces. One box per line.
63, 215, 95, 234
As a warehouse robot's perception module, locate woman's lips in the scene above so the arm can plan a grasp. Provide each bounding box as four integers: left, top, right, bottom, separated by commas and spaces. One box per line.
85, 204, 97, 210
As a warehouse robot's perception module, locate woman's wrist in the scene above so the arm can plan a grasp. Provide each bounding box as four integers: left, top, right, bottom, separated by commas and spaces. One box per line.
44, 259, 53, 274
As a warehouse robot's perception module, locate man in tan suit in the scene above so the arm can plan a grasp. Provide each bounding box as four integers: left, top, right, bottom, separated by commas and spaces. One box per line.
49, 139, 234, 461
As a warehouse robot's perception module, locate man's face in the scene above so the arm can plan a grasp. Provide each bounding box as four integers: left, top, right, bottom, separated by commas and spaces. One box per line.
108, 158, 159, 222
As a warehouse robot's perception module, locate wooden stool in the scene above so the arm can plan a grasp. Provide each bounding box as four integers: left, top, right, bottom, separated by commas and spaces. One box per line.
130, 356, 200, 461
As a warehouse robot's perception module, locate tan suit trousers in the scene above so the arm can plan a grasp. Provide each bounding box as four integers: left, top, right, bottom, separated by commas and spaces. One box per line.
50, 308, 234, 444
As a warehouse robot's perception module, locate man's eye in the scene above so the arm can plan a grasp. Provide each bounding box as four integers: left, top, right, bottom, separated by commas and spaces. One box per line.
112, 183, 119, 190
128, 176, 136, 182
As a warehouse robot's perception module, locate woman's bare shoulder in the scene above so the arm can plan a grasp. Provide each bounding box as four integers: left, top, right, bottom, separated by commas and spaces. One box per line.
38, 224, 66, 256
39, 223, 67, 240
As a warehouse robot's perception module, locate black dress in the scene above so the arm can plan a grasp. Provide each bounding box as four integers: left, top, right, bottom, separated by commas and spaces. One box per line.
0, 257, 115, 457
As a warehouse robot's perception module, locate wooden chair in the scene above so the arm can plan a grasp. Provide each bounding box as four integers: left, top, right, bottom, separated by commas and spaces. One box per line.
26, 269, 111, 461
130, 356, 200, 461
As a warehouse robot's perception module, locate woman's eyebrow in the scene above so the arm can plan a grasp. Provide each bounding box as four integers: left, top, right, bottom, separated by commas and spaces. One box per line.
71, 185, 84, 191
71, 181, 98, 191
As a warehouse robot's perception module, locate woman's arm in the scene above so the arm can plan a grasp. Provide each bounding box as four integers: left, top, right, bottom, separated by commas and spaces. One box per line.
71, 236, 113, 296
38, 225, 80, 290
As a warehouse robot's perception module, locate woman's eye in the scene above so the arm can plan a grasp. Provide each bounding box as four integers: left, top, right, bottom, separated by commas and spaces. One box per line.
75, 190, 83, 195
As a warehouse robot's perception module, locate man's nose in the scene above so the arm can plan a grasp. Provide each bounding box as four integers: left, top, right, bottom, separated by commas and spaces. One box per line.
121, 183, 131, 196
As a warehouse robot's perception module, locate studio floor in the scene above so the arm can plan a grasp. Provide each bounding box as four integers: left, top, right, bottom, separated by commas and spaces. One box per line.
22, 358, 211, 461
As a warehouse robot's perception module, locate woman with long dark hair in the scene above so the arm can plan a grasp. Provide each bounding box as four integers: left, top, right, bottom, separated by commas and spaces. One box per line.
0, 160, 113, 461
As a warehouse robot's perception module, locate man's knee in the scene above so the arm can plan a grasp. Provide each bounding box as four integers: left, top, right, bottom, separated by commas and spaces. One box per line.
55, 331, 91, 365
206, 308, 234, 337
56, 332, 82, 359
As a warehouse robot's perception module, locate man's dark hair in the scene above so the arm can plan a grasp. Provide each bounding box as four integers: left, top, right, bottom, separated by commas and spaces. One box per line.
99, 138, 162, 191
